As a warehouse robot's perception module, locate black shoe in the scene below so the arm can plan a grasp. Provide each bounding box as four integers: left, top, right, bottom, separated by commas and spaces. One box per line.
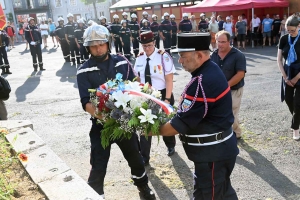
40, 67, 46, 71
137, 184, 156, 200
167, 147, 175, 156
34, 67, 38, 72
5, 68, 12, 74
1, 69, 5, 75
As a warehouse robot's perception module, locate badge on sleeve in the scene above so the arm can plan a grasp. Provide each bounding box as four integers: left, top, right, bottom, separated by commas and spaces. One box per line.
181, 99, 192, 110
163, 54, 169, 62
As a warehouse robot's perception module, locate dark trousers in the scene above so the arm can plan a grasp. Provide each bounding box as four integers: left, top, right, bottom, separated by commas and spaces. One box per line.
0, 47, 9, 69
29, 44, 43, 68
122, 40, 131, 60
193, 156, 238, 200
155, 36, 160, 49
163, 33, 171, 54
251, 27, 259, 46
79, 43, 89, 62
140, 89, 176, 162
114, 36, 122, 54
68, 38, 80, 64
285, 85, 300, 130
88, 124, 148, 195
60, 40, 70, 61
171, 33, 177, 49
132, 36, 139, 57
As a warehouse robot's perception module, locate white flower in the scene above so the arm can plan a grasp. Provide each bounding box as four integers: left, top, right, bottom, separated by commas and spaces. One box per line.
151, 90, 162, 98
113, 90, 132, 108
138, 108, 158, 124
130, 98, 142, 109
125, 81, 142, 91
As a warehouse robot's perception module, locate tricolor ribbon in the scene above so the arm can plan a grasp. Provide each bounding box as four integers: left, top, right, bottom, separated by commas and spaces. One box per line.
124, 89, 174, 115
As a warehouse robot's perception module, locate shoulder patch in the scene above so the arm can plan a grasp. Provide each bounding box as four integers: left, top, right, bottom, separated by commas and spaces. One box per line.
138, 52, 144, 57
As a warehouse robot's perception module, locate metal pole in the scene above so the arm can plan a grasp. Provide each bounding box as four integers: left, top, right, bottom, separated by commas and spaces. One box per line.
251, 7, 254, 48
288, 7, 289, 16
10, 0, 18, 26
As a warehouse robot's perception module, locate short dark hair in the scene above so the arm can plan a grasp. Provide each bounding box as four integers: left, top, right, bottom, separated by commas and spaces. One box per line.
218, 15, 222, 19
216, 30, 231, 42
286, 15, 299, 27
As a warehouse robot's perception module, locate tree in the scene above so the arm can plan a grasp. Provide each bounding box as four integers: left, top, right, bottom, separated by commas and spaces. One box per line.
80, 0, 106, 19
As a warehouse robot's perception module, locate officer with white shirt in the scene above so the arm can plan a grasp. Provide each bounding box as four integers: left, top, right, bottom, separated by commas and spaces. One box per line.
134, 31, 176, 165
250, 14, 261, 46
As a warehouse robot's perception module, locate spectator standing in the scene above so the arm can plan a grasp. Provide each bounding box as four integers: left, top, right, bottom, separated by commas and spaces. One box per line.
217, 15, 224, 31
40, 21, 49, 48
280, 14, 287, 37
272, 14, 282, 45
235, 15, 247, 50
208, 16, 219, 50
250, 14, 261, 46
223, 16, 233, 45
11, 22, 18, 43
231, 15, 236, 44
190, 15, 197, 32
261, 14, 273, 47
23, 20, 29, 50
212, 30, 247, 139
18, 22, 25, 42
48, 18, 58, 47
277, 15, 300, 140
5, 22, 15, 49
242, 13, 248, 25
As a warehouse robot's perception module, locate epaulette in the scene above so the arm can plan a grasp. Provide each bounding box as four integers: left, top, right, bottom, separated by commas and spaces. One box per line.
137, 52, 144, 57
157, 50, 165, 55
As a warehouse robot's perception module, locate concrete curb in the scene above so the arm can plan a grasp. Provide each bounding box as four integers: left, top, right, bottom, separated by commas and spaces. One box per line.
0, 120, 103, 200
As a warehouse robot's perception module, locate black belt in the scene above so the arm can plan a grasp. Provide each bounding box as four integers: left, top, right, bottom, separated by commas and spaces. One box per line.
59, 38, 65, 40
179, 128, 233, 145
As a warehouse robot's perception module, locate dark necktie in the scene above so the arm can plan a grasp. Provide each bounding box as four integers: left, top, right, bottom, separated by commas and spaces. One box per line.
144, 57, 152, 85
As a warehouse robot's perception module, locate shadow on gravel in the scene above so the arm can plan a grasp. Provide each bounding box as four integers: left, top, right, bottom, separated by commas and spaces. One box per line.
18, 49, 30, 55
15, 71, 42, 102
237, 140, 300, 199
55, 62, 78, 88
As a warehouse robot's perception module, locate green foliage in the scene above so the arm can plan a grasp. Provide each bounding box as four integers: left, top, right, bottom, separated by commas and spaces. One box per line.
128, 116, 139, 127
80, 0, 106, 5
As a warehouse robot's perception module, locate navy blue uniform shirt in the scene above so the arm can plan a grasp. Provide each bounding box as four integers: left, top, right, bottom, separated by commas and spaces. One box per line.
74, 26, 86, 43
25, 25, 42, 44
141, 26, 151, 33
128, 20, 139, 37
171, 21, 177, 33
150, 21, 160, 34
170, 59, 239, 162
64, 22, 78, 37
110, 22, 122, 36
55, 25, 65, 39
159, 20, 172, 33
179, 19, 192, 32
211, 47, 247, 90
198, 20, 208, 31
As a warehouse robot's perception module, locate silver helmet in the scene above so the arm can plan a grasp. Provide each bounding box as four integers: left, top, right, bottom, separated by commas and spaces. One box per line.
58, 17, 64, 22
83, 25, 110, 47
67, 13, 74, 18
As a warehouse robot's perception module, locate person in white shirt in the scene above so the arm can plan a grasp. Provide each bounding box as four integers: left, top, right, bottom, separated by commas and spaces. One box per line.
223, 16, 233, 45
39, 21, 49, 48
250, 14, 261, 46
134, 31, 176, 165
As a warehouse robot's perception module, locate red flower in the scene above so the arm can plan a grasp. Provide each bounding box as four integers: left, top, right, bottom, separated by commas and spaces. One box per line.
139, 83, 144, 86
100, 84, 106, 90
98, 94, 110, 112
96, 91, 103, 97
18, 153, 28, 162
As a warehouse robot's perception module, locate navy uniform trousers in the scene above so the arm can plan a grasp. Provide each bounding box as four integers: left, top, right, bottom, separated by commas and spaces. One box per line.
140, 89, 176, 163
132, 35, 139, 57
171, 33, 177, 49
68, 37, 80, 64
0, 46, 9, 69
88, 123, 148, 195
114, 36, 122, 54
163, 32, 172, 55
79, 43, 89, 62
29, 44, 43, 68
193, 156, 238, 200
60, 39, 70, 62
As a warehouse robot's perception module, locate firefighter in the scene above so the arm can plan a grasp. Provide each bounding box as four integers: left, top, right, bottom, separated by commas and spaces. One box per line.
99, 16, 108, 28
179, 13, 192, 33
75, 19, 89, 64
111, 14, 122, 54
25, 17, 45, 71
140, 19, 151, 33
122, 12, 130, 25
0, 29, 11, 75
140, 11, 150, 28
65, 13, 80, 65
150, 14, 160, 48
170, 14, 178, 50
128, 13, 140, 58
119, 20, 132, 60
159, 12, 172, 55
55, 17, 70, 62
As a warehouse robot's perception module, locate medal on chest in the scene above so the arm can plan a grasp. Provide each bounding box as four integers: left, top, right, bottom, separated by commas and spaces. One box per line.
154, 66, 157, 73
157, 65, 162, 74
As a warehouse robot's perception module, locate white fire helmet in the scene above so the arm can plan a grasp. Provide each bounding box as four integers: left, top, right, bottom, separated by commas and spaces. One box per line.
152, 14, 157, 19
200, 13, 205, 17
77, 19, 84, 24
67, 13, 74, 18
131, 13, 137, 18
122, 12, 128, 16
83, 25, 110, 47
164, 12, 170, 17
142, 11, 148, 15
183, 13, 189, 18
113, 14, 119, 19
57, 17, 64, 22
170, 14, 175, 19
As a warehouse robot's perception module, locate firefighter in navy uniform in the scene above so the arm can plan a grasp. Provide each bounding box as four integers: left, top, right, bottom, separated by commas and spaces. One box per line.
119, 20, 132, 60
140, 19, 151, 33
121, 12, 130, 25
159, 13, 172, 55
140, 11, 150, 28
55, 17, 70, 62
76, 24, 156, 200
198, 13, 209, 32
75, 19, 89, 64
150, 14, 160, 49
65, 13, 81, 65
0, 30, 11, 75
99, 16, 108, 28
128, 13, 140, 58
179, 13, 192, 33
158, 32, 239, 200
111, 14, 122, 54
170, 14, 178, 50
25, 17, 45, 71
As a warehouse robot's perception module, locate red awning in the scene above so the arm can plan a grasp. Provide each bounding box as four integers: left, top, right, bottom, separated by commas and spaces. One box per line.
182, 0, 289, 13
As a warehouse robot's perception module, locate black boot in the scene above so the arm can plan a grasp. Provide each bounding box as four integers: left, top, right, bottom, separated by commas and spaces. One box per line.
5, 68, 12, 74
33, 64, 38, 71
39, 64, 45, 71
1, 68, 5, 75
77, 58, 81, 65
137, 184, 156, 200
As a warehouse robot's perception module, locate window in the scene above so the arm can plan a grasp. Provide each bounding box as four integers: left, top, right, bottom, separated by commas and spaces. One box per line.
185, 2, 192, 5
13, 0, 22, 8
144, 7, 151, 10
38, 0, 47, 6
170, 3, 177, 7
69, 0, 77, 6
0, 0, 6, 9
99, 11, 104, 17
162, 4, 169, 7
54, 0, 62, 8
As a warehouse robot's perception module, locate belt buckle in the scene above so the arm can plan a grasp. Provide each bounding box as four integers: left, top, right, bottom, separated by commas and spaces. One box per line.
215, 132, 223, 142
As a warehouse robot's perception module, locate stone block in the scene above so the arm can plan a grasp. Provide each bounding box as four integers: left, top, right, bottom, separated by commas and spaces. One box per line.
5, 127, 45, 154
0, 120, 33, 131
38, 170, 103, 200
22, 145, 71, 183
